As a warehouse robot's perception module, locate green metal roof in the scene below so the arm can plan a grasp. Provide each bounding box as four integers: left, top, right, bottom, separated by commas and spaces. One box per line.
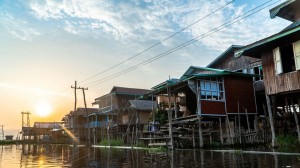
149, 66, 260, 94
235, 24, 300, 58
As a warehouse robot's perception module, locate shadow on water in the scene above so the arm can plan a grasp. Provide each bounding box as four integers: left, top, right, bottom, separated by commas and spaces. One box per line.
0, 144, 300, 167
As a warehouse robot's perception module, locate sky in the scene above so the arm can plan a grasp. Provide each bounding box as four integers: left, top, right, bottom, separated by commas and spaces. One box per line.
0, 0, 291, 136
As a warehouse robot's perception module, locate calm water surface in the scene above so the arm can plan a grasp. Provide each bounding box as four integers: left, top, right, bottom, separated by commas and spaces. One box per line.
0, 144, 300, 168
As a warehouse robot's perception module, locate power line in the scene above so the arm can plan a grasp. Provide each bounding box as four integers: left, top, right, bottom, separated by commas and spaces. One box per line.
78, 0, 235, 84
85, 0, 279, 88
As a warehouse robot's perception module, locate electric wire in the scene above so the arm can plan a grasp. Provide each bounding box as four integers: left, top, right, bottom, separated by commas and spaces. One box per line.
78, 0, 235, 84
84, 0, 279, 88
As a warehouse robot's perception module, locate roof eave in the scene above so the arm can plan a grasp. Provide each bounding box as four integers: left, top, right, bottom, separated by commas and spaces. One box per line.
235, 25, 300, 58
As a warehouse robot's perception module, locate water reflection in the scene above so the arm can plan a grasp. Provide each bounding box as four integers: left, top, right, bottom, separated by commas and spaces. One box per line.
0, 145, 299, 167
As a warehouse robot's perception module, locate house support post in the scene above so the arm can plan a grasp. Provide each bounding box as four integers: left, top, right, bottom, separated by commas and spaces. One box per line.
167, 77, 174, 149
226, 116, 233, 144
219, 117, 223, 145
198, 116, 203, 148
196, 79, 203, 148
292, 98, 300, 144
192, 125, 195, 148
245, 109, 250, 133
237, 102, 241, 144
266, 95, 276, 147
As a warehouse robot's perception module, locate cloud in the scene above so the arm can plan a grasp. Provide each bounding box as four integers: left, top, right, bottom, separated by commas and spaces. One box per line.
27, 0, 290, 53
0, 82, 68, 97
0, 12, 40, 41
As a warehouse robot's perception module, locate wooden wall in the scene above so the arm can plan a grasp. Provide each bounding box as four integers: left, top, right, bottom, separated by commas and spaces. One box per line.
209, 52, 260, 72
224, 76, 257, 114
201, 100, 225, 115
262, 50, 300, 95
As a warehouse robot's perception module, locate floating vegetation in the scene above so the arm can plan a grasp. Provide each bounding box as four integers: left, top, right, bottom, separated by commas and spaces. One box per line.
0, 140, 16, 145
99, 139, 125, 146
146, 146, 167, 153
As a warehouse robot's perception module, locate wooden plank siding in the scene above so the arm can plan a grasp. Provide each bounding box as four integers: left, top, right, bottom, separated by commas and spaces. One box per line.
209, 52, 260, 72
224, 76, 257, 114
262, 50, 300, 95
201, 100, 225, 115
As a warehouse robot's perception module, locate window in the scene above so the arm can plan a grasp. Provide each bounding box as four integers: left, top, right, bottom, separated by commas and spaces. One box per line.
273, 47, 283, 74
251, 65, 263, 81
273, 40, 300, 75
293, 41, 300, 70
198, 77, 224, 101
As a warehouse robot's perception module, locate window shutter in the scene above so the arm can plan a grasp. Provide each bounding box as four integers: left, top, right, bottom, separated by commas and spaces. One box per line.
293, 40, 300, 70
273, 47, 282, 74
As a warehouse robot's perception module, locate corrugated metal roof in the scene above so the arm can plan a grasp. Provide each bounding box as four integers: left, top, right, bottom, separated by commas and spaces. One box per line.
235, 24, 300, 58
206, 45, 243, 68
281, 19, 300, 32
269, 0, 296, 22
110, 86, 150, 95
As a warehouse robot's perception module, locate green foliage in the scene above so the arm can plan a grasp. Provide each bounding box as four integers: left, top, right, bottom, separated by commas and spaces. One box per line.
155, 109, 168, 124
99, 139, 125, 146
276, 134, 298, 147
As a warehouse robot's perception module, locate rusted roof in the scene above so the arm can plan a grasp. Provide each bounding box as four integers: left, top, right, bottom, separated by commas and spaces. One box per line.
110, 86, 151, 95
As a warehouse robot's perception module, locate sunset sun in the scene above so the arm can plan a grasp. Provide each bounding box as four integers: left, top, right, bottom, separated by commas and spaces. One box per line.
35, 101, 52, 117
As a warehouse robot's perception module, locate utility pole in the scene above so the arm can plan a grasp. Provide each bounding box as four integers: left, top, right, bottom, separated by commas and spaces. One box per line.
71, 81, 78, 144
81, 87, 90, 145
71, 81, 90, 145
21, 112, 31, 141
0, 125, 4, 140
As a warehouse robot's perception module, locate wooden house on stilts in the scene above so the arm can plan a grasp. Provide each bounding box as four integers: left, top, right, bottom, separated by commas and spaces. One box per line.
235, 0, 300, 147
148, 66, 258, 148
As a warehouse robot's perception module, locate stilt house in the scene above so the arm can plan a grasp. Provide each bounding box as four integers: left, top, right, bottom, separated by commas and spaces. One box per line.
235, 0, 300, 146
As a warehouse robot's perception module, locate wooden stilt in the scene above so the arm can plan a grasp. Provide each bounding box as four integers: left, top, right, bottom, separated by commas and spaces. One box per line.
107, 126, 111, 146
266, 95, 276, 147
254, 115, 258, 132
167, 77, 174, 149
238, 102, 242, 144
198, 116, 203, 148
219, 117, 223, 145
291, 98, 300, 144
226, 116, 233, 144
192, 125, 195, 148
245, 108, 250, 133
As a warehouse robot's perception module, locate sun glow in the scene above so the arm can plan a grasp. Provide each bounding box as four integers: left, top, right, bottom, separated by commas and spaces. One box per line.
35, 101, 52, 117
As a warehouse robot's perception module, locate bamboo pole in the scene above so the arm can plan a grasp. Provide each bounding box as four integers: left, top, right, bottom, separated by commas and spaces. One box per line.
266, 95, 276, 147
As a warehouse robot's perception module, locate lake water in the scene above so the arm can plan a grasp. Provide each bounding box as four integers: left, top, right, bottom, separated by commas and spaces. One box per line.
0, 144, 300, 167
